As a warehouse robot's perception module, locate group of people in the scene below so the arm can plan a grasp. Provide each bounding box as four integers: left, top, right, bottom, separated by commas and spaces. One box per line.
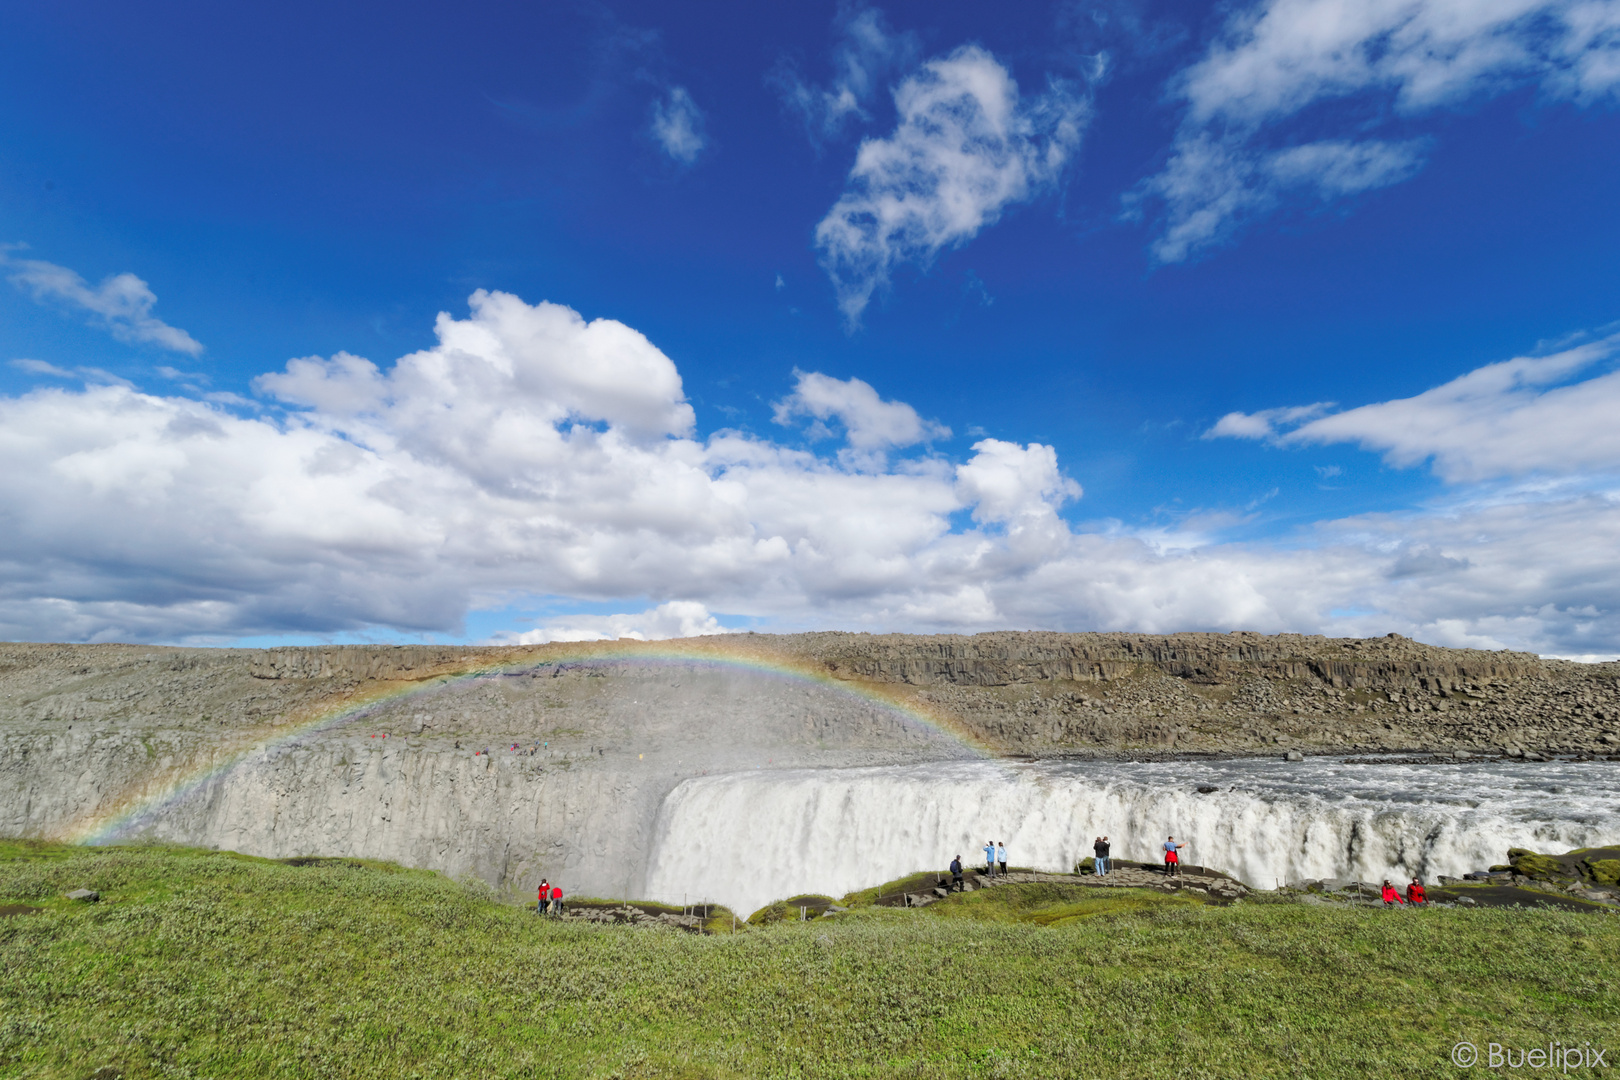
535, 879, 564, 916
943, 835, 1427, 904
1089, 834, 1190, 876
983, 840, 1007, 876
944, 841, 1008, 891
1381, 878, 1427, 906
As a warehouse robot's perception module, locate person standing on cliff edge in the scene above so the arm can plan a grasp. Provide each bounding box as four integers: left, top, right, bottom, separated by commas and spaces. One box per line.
537, 879, 549, 915
950, 854, 964, 892
997, 841, 1007, 875
983, 840, 996, 877
1094, 836, 1110, 877
1163, 837, 1186, 876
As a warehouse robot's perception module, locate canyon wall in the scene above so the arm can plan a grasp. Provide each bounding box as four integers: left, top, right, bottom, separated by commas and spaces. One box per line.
2, 632, 1616, 903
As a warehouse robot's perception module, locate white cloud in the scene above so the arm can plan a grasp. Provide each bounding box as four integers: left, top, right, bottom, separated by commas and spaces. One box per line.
9, 357, 134, 387
649, 86, 707, 165
0, 290, 1069, 642
6, 293, 1620, 657
769, 4, 919, 144
3, 252, 204, 355
1206, 401, 1332, 440
1207, 334, 1620, 481
1265, 138, 1430, 197
10, 358, 75, 379
772, 370, 950, 454
814, 46, 1088, 326
491, 601, 733, 645
954, 439, 1081, 524
1137, 0, 1620, 261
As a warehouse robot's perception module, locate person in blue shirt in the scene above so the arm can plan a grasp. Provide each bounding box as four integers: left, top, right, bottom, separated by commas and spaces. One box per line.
997, 842, 1007, 875
1163, 836, 1188, 876
983, 840, 996, 877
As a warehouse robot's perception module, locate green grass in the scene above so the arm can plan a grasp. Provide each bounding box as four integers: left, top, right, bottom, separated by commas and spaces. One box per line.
2, 841, 1617, 1079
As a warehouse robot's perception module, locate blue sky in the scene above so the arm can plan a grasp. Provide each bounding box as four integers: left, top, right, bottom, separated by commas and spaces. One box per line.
2, 0, 1619, 655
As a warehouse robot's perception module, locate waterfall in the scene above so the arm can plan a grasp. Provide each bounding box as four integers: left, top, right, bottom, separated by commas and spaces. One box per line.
644, 758, 1620, 917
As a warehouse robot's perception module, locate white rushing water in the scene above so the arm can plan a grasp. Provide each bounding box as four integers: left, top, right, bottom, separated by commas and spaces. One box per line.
643, 757, 1620, 917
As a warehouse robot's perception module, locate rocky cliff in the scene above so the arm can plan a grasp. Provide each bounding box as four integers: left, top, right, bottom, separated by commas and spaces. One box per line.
2, 632, 1615, 903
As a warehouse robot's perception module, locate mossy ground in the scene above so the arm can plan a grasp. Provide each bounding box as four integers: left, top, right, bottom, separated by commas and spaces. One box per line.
2, 840, 1617, 1079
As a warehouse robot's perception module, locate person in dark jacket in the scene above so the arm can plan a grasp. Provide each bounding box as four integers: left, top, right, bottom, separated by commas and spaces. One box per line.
1093, 836, 1110, 877
950, 855, 964, 892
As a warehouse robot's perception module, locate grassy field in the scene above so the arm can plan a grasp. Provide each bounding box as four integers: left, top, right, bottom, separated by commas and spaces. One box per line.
2, 841, 1616, 1079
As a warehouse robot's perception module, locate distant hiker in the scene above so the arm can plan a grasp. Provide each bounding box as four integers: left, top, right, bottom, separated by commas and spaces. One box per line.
537, 879, 549, 915
1406, 879, 1427, 904
950, 855, 964, 892
1163, 836, 1186, 876
1381, 880, 1405, 906
984, 840, 996, 877
1093, 836, 1110, 877
997, 842, 1007, 875
550, 884, 563, 916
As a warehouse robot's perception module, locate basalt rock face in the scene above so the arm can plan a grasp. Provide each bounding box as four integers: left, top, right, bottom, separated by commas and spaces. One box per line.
778, 631, 1617, 758
0, 641, 955, 904
1, 633, 1616, 903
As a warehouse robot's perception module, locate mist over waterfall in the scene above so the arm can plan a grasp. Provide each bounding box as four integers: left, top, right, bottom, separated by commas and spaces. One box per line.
644, 759, 1620, 917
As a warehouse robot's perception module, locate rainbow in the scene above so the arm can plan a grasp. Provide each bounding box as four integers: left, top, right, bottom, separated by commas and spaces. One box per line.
69, 638, 997, 845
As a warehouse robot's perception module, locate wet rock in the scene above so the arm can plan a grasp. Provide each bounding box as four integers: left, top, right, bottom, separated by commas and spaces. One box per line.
1285, 750, 1304, 762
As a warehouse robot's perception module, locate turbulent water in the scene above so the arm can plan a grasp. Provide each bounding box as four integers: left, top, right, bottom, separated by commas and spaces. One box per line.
644, 757, 1620, 917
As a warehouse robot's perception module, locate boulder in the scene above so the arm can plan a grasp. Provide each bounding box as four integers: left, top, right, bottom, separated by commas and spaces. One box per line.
1285, 750, 1304, 762
65, 889, 99, 902
1585, 859, 1620, 886
1507, 848, 1566, 881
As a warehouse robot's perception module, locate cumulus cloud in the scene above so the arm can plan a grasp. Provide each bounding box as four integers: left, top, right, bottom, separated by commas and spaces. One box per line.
1136, 0, 1620, 262
769, 3, 919, 145
772, 370, 950, 453
491, 601, 733, 645
2, 251, 204, 355
649, 86, 707, 165
954, 439, 1081, 524
0, 289, 1070, 643
815, 45, 1088, 326
1207, 334, 1620, 481
6, 291, 1620, 657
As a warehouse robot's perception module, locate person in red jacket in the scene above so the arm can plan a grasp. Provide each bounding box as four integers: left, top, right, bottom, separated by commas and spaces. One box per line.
550, 884, 563, 916
1381, 880, 1405, 906
1406, 879, 1427, 904
537, 879, 549, 915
